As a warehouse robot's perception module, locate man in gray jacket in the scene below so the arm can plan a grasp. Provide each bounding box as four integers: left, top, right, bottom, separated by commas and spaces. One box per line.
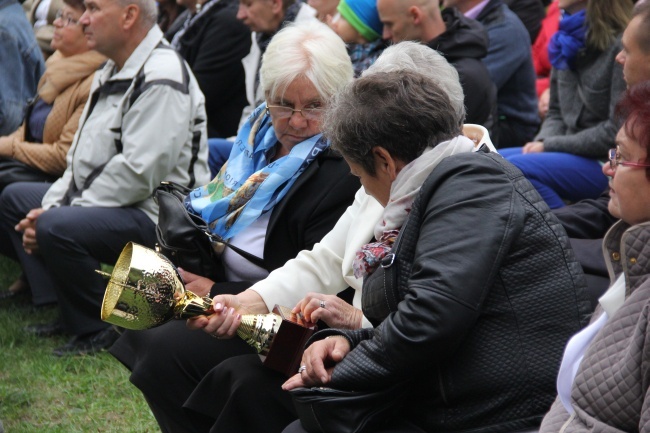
0, 0, 210, 356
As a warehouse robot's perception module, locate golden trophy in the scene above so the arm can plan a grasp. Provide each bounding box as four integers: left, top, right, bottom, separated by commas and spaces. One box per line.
99, 242, 316, 376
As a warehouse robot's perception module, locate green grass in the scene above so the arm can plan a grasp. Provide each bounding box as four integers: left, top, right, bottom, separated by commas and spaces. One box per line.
0, 257, 159, 432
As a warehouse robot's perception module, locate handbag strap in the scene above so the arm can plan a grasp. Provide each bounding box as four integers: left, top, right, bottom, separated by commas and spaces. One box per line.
212, 237, 266, 269
156, 181, 267, 269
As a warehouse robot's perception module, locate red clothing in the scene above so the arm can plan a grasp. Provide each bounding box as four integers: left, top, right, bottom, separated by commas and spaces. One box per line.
532, 1, 560, 97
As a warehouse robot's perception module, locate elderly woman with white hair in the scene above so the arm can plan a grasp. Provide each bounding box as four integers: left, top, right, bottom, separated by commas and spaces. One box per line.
109, 21, 360, 433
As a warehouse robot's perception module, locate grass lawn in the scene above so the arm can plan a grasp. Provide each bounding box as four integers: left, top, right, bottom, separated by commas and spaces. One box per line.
0, 257, 159, 432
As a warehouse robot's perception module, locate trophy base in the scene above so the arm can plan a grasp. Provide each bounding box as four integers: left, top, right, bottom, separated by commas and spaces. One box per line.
263, 305, 317, 377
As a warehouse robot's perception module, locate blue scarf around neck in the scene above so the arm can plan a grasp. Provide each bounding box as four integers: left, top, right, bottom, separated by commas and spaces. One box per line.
185, 103, 329, 240
548, 9, 587, 70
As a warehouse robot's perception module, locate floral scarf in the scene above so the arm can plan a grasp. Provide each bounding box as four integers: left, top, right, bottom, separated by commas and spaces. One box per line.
352, 135, 476, 279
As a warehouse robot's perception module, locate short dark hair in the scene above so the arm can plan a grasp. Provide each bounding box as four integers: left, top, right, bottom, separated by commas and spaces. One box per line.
616, 81, 650, 178
633, 0, 650, 53
64, 0, 86, 11
323, 70, 461, 175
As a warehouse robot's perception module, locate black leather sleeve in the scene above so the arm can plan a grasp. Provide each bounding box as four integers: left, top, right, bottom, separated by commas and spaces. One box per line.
552, 190, 616, 239
328, 154, 523, 390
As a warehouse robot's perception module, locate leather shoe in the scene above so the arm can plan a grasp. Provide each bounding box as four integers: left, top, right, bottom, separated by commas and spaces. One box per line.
0, 290, 19, 300
52, 327, 120, 357
24, 320, 66, 337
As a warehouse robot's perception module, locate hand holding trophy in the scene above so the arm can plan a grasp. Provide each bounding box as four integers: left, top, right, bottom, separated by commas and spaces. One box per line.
99, 242, 316, 376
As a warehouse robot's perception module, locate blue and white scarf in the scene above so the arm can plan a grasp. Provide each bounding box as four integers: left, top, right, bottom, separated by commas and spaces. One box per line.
185, 103, 329, 240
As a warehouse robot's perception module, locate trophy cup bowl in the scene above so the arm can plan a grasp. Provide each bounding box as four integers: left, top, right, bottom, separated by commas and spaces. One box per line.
100, 242, 213, 330
100, 242, 316, 375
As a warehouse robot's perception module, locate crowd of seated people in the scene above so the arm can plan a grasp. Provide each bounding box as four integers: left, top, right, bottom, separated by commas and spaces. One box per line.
2, 0, 650, 431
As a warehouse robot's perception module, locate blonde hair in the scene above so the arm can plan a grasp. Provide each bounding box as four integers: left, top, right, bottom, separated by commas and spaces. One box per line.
587, 0, 633, 51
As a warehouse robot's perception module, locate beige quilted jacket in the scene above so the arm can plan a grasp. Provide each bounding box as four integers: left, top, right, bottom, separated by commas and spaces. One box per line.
540, 220, 650, 432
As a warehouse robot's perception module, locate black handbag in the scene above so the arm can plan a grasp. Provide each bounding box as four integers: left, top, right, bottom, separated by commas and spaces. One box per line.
0, 158, 58, 191
154, 181, 265, 281
154, 181, 220, 280
290, 381, 411, 433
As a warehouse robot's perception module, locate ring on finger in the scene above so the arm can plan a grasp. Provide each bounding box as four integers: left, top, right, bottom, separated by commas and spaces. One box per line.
298, 365, 307, 374
319, 300, 326, 309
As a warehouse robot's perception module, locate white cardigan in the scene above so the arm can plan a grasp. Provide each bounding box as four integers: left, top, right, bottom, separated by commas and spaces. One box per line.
250, 188, 383, 328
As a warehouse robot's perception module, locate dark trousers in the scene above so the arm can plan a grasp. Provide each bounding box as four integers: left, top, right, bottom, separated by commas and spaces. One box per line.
185, 354, 296, 433
110, 319, 257, 433
0, 182, 157, 335
495, 118, 538, 149
282, 418, 427, 433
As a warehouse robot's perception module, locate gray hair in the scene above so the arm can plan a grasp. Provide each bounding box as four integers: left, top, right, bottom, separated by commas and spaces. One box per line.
362, 41, 466, 126
260, 21, 354, 102
116, 0, 157, 27
324, 70, 461, 175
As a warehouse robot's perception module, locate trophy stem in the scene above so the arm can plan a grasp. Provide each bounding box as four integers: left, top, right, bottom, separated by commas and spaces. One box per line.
174, 291, 214, 319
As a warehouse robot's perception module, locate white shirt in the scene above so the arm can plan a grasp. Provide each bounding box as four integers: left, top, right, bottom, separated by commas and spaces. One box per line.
557, 273, 626, 413
223, 212, 270, 283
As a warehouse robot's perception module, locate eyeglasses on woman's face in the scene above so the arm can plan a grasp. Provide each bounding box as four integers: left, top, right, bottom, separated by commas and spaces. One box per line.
55, 9, 81, 27
266, 103, 324, 121
608, 147, 650, 169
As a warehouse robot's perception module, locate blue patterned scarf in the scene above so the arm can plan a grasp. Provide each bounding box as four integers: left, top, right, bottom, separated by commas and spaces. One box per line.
185, 103, 329, 240
548, 9, 587, 70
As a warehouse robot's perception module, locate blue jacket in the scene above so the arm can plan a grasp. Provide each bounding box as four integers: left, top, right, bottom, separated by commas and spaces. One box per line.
0, 0, 45, 136
477, 0, 539, 130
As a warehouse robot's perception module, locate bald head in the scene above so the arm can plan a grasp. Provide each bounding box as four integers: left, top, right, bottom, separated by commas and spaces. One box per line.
377, 0, 444, 42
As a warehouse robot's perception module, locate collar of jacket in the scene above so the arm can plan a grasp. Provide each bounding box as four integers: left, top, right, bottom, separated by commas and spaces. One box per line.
475, 0, 503, 22
603, 219, 650, 300
431, 7, 489, 62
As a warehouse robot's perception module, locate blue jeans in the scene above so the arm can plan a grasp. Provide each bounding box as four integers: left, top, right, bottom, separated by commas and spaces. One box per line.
500, 148, 608, 209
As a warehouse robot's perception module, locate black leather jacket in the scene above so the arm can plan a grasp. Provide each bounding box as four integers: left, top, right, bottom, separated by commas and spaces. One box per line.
315, 151, 592, 432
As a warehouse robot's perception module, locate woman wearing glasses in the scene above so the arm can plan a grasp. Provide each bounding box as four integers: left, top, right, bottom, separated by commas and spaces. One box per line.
110, 22, 361, 433
0, 0, 105, 300
540, 82, 650, 432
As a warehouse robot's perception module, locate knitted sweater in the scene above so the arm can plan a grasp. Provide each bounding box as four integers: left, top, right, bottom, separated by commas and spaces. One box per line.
0, 50, 106, 175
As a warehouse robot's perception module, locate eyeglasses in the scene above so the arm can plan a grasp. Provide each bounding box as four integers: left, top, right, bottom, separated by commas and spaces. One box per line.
266, 104, 324, 121
608, 148, 650, 169
55, 9, 80, 27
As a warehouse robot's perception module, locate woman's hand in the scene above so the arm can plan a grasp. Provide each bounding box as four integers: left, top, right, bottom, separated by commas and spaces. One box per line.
522, 141, 545, 154
282, 336, 351, 390
178, 268, 213, 297
292, 292, 362, 329
186, 293, 247, 338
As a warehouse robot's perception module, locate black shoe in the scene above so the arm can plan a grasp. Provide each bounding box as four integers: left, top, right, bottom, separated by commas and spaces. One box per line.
24, 320, 65, 337
52, 327, 120, 357
0, 291, 18, 300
